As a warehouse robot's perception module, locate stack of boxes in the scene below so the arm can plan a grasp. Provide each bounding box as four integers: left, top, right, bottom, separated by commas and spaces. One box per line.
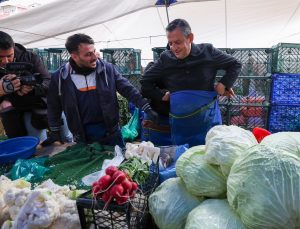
269, 43, 300, 132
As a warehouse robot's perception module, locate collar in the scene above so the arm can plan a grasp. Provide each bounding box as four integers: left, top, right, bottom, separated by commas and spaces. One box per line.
189, 43, 201, 57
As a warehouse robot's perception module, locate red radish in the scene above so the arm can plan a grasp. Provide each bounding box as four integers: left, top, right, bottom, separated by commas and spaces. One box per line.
105, 166, 118, 176
102, 191, 111, 203
92, 181, 98, 187
98, 175, 112, 190
92, 185, 101, 196
112, 171, 126, 184
110, 184, 124, 198
116, 196, 128, 205
129, 190, 136, 198
121, 180, 132, 193
131, 182, 138, 191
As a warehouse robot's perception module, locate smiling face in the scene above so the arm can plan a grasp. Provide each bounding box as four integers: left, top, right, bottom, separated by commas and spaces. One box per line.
71, 43, 97, 68
167, 28, 193, 59
0, 47, 14, 67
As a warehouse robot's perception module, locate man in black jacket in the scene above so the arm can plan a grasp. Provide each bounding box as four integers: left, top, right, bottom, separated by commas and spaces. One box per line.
141, 19, 242, 146
0, 31, 51, 139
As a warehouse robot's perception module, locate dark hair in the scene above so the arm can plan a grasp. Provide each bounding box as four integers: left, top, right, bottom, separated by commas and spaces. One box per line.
65, 33, 94, 53
0, 31, 15, 50
166, 19, 191, 37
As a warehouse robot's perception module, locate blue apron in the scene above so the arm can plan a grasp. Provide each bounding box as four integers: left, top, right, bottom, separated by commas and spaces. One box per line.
141, 112, 172, 146
85, 123, 124, 147
170, 90, 222, 147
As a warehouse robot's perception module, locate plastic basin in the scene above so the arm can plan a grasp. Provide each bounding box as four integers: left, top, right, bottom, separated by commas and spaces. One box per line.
0, 136, 39, 164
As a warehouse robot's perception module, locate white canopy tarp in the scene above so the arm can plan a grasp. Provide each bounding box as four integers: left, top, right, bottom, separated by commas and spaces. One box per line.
1, 0, 300, 63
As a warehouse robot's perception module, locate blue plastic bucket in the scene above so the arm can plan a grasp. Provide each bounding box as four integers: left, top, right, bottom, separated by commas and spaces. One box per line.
0, 136, 39, 164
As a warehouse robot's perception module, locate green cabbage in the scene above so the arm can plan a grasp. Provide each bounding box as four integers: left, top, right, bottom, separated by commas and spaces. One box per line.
227, 145, 300, 228
260, 132, 300, 157
176, 145, 226, 197
185, 199, 245, 229
205, 125, 258, 176
149, 177, 203, 229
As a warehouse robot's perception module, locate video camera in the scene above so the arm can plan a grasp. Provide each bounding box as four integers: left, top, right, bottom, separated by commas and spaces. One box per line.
0, 62, 43, 86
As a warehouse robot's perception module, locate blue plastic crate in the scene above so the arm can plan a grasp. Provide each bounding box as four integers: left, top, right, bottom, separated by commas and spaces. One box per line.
269, 105, 300, 132
271, 73, 300, 105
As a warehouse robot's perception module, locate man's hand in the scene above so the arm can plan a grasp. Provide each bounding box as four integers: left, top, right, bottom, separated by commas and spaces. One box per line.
214, 82, 226, 95
17, 85, 33, 96
162, 91, 170, 101
223, 88, 235, 98
0, 100, 13, 113
40, 131, 63, 147
145, 108, 159, 124
0, 74, 21, 96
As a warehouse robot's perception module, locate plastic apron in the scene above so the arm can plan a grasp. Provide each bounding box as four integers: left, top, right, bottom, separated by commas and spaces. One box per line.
170, 90, 222, 147
141, 112, 172, 146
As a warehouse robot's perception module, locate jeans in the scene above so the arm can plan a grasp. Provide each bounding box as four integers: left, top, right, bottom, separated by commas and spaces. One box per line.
5, 111, 73, 143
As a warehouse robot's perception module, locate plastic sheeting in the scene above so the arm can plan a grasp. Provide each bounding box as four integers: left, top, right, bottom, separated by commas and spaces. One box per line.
1, 0, 300, 61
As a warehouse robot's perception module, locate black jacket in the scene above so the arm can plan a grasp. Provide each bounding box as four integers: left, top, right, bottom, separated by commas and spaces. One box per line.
0, 43, 50, 110
141, 43, 242, 115
48, 59, 148, 142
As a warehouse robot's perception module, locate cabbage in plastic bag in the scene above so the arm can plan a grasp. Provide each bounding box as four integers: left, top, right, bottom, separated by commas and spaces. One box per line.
185, 199, 245, 229
227, 145, 300, 228
149, 177, 203, 229
205, 125, 257, 176
260, 132, 300, 157
176, 146, 226, 197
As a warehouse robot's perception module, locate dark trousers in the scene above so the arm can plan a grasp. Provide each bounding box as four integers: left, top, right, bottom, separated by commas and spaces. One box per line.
1, 109, 27, 138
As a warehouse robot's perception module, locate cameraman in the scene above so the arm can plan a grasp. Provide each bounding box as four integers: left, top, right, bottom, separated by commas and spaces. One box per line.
0, 31, 50, 140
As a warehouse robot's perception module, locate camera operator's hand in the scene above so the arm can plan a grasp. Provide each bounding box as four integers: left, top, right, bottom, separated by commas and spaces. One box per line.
0, 74, 21, 96
17, 85, 33, 96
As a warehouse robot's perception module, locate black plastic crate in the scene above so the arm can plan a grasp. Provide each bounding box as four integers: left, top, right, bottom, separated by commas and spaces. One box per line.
216, 76, 271, 105
101, 48, 141, 76
269, 104, 300, 133
76, 163, 159, 229
228, 48, 272, 76
271, 73, 300, 105
220, 104, 270, 130
272, 43, 300, 74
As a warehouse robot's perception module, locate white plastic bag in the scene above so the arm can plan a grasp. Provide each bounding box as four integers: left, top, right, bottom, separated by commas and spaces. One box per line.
82, 145, 124, 186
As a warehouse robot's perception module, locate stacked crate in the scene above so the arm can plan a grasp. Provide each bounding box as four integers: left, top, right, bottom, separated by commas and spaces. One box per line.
269, 43, 300, 132
217, 48, 272, 130
101, 48, 142, 89
31, 48, 70, 72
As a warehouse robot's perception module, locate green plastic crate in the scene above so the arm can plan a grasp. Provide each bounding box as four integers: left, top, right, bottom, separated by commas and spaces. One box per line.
31, 48, 70, 72
272, 43, 300, 74
227, 48, 272, 76
152, 47, 167, 61
101, 48, 141, 75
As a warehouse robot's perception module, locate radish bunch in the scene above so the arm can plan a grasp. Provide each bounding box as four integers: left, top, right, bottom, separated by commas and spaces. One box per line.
92, 166, 138, 206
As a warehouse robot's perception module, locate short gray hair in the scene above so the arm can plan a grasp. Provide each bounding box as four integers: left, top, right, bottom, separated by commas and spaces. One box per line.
166, 19, 191, 37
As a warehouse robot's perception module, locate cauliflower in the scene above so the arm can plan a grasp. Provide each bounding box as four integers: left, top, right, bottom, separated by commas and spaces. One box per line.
1, 220, 13, 229
0, 176, 14, 210
3, 188, 31, 220
0, 207, 10, 227
13, 189, 60, 229
49, 194, 80, 229
36, 179, 70, 195
125, 141, 160, 164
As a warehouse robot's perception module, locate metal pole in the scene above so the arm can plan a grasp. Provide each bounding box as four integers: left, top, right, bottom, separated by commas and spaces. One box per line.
165, 0, 170, 24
